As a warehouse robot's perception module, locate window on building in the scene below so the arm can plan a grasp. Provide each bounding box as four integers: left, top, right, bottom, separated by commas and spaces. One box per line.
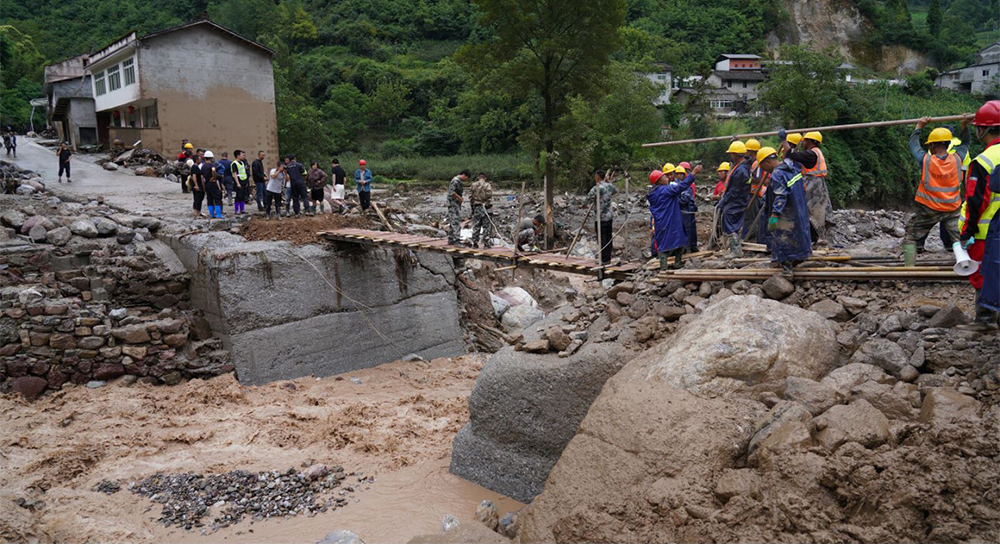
142, 104, 158, 128
742, 81, 747, 88
984, 69, 990, 77
108, 64, 121, 91
123, 58, 136, 86
94, 71, 106, 96
727, 80, 732, 88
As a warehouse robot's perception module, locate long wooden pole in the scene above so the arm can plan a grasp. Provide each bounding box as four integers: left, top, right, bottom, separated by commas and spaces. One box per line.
511, 182, 526, 265
642, 114, 970, 148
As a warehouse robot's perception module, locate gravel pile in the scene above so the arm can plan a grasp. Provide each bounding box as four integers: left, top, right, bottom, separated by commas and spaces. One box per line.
128, 465, 362, 531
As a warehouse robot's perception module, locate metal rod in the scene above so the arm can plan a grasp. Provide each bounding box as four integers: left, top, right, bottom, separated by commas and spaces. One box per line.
511, 181, 526, 266
642, 114, 971, 148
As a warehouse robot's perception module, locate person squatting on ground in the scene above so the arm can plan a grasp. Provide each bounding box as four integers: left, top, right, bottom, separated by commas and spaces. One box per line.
588, 169, 617, 264
189, 154, 205, 217
307, 161, 328, 215
447, 170, 470, 245
252, 150, 267, 211
517, 215, 546, 251
902, 116, 971, 267
469, 172, 494, 249
675, 163, 699, 252
265, 159, 286, 221
203, 151, 224, 218
56, 141, 72, 183
355, 160, 372, 213
958, 100, 1000, 331
284, 155, 309, 217
718, 141, 751, 257
231, 150, 251, 215
648, 164, 701, 270
329, 158, 347, 214
758, 146, 812, 276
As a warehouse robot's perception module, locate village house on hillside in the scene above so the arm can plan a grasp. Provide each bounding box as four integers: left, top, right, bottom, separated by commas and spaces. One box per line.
935, 42, 1000, 94
45, 20, 278, 159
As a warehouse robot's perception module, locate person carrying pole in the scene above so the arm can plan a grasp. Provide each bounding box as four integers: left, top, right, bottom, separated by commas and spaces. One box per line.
757, 146, 811, 276
743, 139, 769, 243
675, 164, 699, 252
718, 141, 751, 257
959, 101, 1000, 331
901, 116, 971, 267
469, 173, 494, 249
648, 164, 702, 270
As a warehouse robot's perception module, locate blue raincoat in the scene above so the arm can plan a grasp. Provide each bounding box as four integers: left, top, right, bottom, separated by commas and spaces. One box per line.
980, 165, 1000, 312
719, 161, 751, 234
757, 185, 774, 248
649, 174, 696, 253
679, 184, 698, 250
769, 159, 812, 262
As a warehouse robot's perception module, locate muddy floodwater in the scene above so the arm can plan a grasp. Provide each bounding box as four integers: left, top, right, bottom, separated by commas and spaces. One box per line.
1, 356, 522, 544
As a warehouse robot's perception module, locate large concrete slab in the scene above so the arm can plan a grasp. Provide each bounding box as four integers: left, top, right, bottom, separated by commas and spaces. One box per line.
163, 231, 465, 384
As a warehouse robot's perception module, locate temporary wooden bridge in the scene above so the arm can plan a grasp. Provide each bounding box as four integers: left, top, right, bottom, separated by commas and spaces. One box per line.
318, 228, 644, 278
318, 228, 968, 283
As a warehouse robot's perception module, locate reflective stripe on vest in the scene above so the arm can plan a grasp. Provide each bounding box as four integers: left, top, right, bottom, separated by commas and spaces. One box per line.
233, 161, 248, 181
801, 148, 827, 177
786, 173, 803, 188
915, 153, 961, 211
958, 192, 1000, 240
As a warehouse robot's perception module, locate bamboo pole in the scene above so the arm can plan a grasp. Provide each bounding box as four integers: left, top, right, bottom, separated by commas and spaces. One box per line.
643, 114, 970, 148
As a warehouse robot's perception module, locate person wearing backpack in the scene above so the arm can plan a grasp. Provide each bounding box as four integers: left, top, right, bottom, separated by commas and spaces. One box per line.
469, 173, 494, 249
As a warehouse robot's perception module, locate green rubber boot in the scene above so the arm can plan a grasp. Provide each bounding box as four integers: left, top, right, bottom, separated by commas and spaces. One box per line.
903, 243, 917, 267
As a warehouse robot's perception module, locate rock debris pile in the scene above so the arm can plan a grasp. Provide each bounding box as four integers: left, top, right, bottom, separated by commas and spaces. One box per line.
128, 465, 368, 532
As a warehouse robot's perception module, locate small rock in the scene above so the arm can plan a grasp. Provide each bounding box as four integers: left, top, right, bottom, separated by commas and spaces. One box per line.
523, 339, 550, 353
546, 326, 572, 352
302, 464, 329, 481
317, 530, 365, 544
161, 371, 183, 386
808, 299, 849, 322
814, 399, 891, 451
109, 308, 128, 319
474, 500, 499, 531
12, 376, 48, 400
925, 304, 970, 329
69, 220, 98, 238
117, 230, 136, 245
762, 275, 795, 300
93, 218, 118, 236
28, 223, 48, 242
917, 305, 941, 318
86, 380, 107, 389
899, 364, 919, 382
103, 162, 119, 171
442, 514, 460, 532
350, 377, 363, 385
46, 226, 72, 246
784, 376, 840, 416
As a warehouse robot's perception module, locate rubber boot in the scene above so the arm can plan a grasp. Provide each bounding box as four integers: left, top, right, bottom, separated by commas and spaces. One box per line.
781, 261, 795, 278
903, 243, 917, 267
670, 252, 683, 270
320, 202, 325, 214
728, 233, 743, 258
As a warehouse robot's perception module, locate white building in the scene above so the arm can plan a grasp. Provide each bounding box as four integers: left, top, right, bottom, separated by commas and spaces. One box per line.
935, 43, 1000, 94
641, 62, 673, 105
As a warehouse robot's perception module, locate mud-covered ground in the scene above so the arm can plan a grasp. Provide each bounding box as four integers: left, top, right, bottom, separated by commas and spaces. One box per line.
0, 356, 523, 544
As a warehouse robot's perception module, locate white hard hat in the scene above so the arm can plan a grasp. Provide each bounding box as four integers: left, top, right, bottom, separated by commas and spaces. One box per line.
204, 150, 214, 158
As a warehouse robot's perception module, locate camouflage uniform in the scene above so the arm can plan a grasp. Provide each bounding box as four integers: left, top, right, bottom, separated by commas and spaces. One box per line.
469, 179, 493, 248
447, 175, 464, 244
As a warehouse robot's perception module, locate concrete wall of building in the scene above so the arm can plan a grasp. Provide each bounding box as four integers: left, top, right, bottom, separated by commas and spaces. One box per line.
108, 127, 163, 152
136, 25, 278, 160
69, 98, 98, 146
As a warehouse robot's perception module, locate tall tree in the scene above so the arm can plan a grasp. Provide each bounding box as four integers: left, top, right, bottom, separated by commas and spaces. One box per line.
757, 46, 846, 128
928, 0, 942, 36
458, 0, 627, 244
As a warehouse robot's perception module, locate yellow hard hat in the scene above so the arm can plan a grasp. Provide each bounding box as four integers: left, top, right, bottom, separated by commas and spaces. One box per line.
786, 133, 803, 145
717, 162, 731, 172
925, 127, 954, 146
756, 147, 778, 165
662, 162, 676, 174
744, 139, 761, 152
726, 141, 747, 154
184, 143, 194, 149
674, 166, 686, 175
804, 131, 823, 144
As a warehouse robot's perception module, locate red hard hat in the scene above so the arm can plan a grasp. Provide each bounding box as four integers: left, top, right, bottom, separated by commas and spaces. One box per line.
973, 101, 1000, 127
678, 161, 691, 170
359, 159, 366, 165
648, 170, 664, 184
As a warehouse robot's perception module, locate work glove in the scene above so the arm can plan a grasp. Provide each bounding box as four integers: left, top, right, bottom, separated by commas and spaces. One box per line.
960, 230, 975, 248
767, 216, 779, 232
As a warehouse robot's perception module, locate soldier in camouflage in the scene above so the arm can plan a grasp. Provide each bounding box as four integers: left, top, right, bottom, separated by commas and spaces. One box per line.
469, 173, 494, 248
447, 170, 471, 245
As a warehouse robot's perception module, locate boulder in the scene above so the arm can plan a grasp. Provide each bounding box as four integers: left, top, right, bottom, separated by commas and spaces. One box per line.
814, 399, 890, 451
45, 226, 71, 246
69, 219, 98, 238
489, 293, 510, 318
762, 275, 795, 300
925, 304, 970, 329
12, 376, 48, 400
1, 210, 26, 229
545, 326, 571, 352
500, 304, 544, 332
918, 388, 982, 427
850, 380, 917, 420
784, 376, 841, 416
93, 217, 118, 236
27, 223, 47, 242
103, 162, 119, 171
15, 184, 34, 195
820, 363, 889, 396
850, 339, 909, 375
496, 287, 537, 308
808, 299, 849, 322
747, 400, 813, 462
630, 295, 839, 395
450, 343, 627, 502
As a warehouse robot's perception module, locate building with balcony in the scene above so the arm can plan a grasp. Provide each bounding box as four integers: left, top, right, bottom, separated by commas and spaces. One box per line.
44, 54, 99, 149
935, 43, 1000, 94
83, 20, 278, 159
